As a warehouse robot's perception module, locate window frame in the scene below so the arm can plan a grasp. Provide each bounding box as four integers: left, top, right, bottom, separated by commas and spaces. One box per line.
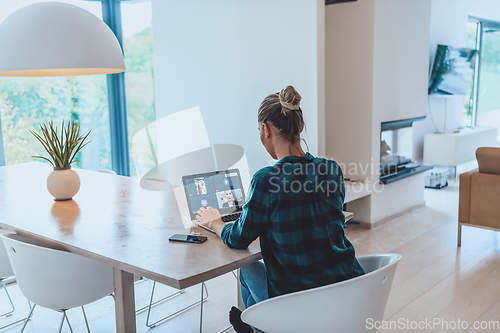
102, 0, 130, 176
0, 117, 4, 166
0, 0, 139, 176
469, 16, 500, 128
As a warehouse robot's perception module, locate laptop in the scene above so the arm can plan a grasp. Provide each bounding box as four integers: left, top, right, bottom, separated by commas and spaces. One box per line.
182, 169, 245, 233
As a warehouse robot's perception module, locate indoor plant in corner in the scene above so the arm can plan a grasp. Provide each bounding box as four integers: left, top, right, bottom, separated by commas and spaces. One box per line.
30, 120, 91, 201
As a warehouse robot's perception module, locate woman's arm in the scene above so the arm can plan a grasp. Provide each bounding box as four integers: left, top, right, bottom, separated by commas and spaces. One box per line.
219, 174, 270, 249
196, 207, 226, 237
196, 172, 270, 249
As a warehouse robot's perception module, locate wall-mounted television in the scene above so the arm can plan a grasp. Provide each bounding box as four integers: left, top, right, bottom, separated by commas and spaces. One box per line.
428, 44, 478, 96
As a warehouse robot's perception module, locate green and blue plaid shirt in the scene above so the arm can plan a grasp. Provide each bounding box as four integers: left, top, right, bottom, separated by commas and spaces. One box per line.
221, 153, 364, 298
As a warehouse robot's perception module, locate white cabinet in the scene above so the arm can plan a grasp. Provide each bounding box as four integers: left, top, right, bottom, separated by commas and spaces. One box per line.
424, 127, 498, 167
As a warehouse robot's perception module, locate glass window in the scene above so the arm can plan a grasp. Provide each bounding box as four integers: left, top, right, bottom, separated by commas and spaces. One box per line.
121, 0, 156, 176
476, 26, 500, 140
0, 0, 111, 169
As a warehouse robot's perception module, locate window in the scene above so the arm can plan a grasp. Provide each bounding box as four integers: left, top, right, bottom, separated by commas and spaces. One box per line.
121, 1, 156, 176
0, 0, 156, 174
468, 17, 500, 141
0, 0, 111, 170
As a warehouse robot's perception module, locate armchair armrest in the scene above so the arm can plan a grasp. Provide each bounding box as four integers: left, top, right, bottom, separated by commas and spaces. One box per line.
459, 170, 476, 223
469, 172, 500, 229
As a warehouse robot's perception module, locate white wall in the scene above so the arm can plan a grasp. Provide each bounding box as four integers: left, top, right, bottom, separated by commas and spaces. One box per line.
369, 0, 431, 223
413, 0, 500, 160
325, 0, 375, 180
151, 0, 324, 174
372, 0, 430, 125
372, 0, 430, 172
326, 0, 431, 224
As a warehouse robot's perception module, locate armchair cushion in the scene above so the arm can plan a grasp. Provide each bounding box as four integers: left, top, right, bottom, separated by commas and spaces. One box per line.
476, 147, 500, 175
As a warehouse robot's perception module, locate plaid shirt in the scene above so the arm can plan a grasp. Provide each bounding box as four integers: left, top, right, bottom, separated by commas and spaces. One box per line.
221, 153, 364, 298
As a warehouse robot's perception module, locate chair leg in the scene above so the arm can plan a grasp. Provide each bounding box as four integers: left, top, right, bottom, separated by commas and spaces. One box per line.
146, 282, 208, 328
57, 312, 66, 333
81, 306, 91, 333
135, 281, 184, 315
64, 311, 73, 333
20, 304, 36, 333
458, 223, 462, 247
199, 282, 204, 333
0, 284, 35, 331
145, 280, 157, 323
0, 281, 15, 317
217, 271, 240, 333
64, 312, 73, 333
57, 311, 74, 333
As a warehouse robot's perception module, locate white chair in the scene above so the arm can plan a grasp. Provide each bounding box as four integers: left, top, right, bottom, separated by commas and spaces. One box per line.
130, 110, 250, 329
95, 169, 117, 175
131, 107, 211, 179
0, 230, 32, 330
95, 169, 208, 328
1, 234, 114, 332
241, 254, 402, 333
0, 233, 15, 318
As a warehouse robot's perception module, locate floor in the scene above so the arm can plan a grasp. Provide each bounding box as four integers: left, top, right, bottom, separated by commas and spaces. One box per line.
1, 180, 499, 332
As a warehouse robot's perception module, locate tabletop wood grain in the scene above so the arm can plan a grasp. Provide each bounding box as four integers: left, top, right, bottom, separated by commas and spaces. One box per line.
0, 163, 261, 289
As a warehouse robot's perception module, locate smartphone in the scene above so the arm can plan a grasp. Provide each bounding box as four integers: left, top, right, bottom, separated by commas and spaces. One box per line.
169, 234, 208, 244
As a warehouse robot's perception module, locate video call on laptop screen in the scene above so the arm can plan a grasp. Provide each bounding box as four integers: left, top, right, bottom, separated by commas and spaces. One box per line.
183, 170, 245, 219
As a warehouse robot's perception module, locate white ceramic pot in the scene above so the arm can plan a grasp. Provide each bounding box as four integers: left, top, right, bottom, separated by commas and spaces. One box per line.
46, 168, 80, 201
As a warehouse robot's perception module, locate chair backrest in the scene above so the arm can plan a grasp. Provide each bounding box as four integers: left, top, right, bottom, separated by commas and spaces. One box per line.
476, 147, 500, 175
140, 144, 251, 189
1, 234, 114, 311
241, 254, 401, 333
96, 169, 117, 175
0, 231, 13, 279
131, 107, 211, 179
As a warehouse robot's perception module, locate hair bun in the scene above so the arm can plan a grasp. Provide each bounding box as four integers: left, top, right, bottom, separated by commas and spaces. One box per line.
279, 85, 301, 112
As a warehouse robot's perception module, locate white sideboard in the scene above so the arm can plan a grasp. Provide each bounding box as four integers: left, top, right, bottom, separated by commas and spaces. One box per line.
424, 127, 498, 167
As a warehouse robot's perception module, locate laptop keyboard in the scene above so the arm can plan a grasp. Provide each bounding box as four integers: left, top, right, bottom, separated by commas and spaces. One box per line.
221, 213, 241, 222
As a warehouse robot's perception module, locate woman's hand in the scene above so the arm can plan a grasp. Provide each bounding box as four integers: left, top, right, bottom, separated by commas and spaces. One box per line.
196, 207, 225, 237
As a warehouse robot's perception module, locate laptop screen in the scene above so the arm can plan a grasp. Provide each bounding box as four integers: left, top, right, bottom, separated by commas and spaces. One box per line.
182, 169, 245, 219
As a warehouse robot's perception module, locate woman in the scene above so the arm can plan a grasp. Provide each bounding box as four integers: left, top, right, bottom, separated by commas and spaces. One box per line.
196, 85, 364, 333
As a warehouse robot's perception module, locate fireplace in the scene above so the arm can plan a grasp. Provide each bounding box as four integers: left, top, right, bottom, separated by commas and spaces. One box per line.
380, 117, 431, 184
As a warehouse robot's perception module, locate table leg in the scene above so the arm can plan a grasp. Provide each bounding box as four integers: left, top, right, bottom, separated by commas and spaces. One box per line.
113, 268, 136, 333
199, 282, 204, 333
236, 269, 244, 310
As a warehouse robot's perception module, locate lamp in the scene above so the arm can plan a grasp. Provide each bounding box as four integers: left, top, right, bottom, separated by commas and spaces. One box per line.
0, 2, 124, 77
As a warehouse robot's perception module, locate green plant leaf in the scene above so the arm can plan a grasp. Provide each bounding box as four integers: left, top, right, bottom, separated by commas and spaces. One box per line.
30, 120, 91, 169
32, 155, 55, 167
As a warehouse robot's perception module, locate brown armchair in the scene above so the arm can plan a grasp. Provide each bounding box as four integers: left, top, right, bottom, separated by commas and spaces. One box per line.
458, 147, 500, 246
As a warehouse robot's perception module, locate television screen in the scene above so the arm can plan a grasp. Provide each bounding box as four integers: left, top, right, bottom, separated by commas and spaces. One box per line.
428, 44, 478, 96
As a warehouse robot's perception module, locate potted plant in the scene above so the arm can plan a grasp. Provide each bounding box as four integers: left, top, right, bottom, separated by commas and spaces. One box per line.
30, 120, 91, 201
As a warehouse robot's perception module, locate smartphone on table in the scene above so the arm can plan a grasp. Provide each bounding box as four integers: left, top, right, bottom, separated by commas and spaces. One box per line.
169, 234, 207, 244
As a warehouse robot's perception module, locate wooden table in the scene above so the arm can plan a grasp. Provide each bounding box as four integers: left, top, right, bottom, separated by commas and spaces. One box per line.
0, 163, 262, 333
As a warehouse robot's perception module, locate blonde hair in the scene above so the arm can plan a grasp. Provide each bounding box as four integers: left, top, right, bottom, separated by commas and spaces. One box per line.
258, 85, 304, 142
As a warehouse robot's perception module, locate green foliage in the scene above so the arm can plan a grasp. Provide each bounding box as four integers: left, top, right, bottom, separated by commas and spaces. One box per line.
482, 30, 500, 72
30, 120, 90, 169
0, 23, 155, 174
123, 26, 156, 175
124, 27, 153, 73
0, 75, 110, 168
465, 22, 500, 125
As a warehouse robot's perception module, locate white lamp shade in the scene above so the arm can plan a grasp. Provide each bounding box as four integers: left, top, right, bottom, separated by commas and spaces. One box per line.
0, 2, 125, 77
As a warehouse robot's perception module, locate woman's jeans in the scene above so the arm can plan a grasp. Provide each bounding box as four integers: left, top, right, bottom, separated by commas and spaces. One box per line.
240, 261, 269, 308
